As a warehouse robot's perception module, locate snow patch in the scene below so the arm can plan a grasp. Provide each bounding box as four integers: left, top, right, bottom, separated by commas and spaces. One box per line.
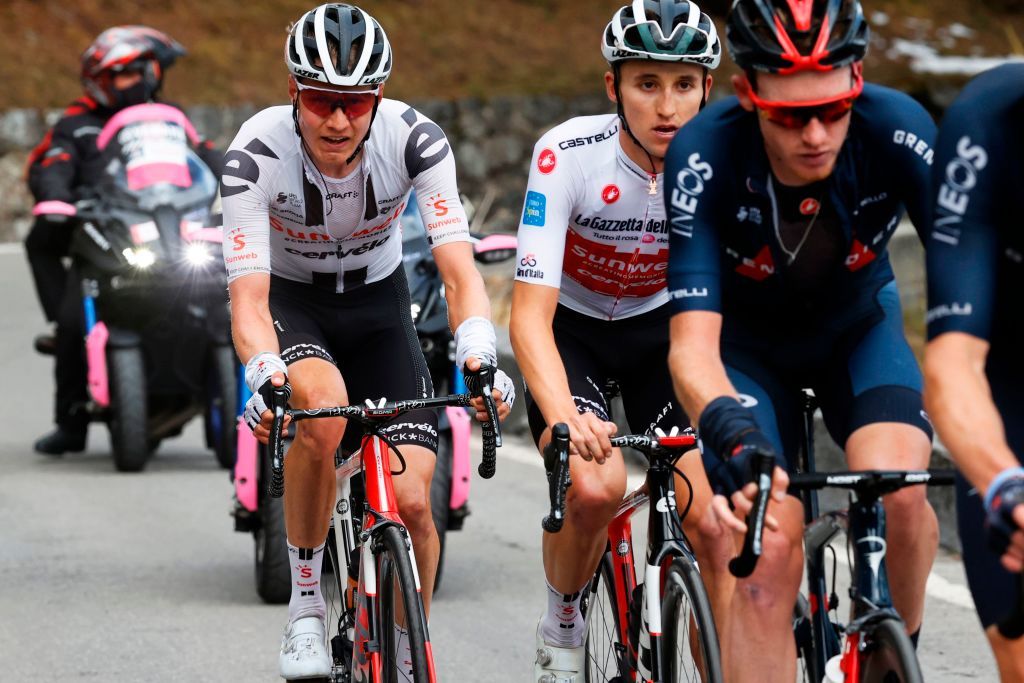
888, 38, 1024, 76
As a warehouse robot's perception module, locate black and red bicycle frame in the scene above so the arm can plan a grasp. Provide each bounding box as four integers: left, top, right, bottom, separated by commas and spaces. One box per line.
545, 430, 703, 682
269, 388, 499, 683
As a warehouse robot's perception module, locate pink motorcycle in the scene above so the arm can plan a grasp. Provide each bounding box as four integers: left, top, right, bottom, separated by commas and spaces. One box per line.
232, 199, 517, 602
33, 103, 231, 472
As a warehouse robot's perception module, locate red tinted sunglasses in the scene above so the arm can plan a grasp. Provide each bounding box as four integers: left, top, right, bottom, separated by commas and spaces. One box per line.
295, 82, 380, 120
743, 72, 864, 130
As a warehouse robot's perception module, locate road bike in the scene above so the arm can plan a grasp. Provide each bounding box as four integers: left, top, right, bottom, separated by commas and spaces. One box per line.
739, 391, 955, 683
267, 368, 501, 683
543, 423, 723, 682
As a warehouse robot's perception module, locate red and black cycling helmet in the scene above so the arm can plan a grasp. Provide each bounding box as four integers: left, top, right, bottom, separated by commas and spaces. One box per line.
81, 26, 186, 108
726, 0, 869, 74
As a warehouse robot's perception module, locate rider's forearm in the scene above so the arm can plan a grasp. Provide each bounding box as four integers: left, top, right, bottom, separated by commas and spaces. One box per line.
924, 335, 1018, 497
510, 283, 578, 425
435, 242, 491, 330
510, 310, 578, 426
668, 312, 736, 423
228, 288, 280, 366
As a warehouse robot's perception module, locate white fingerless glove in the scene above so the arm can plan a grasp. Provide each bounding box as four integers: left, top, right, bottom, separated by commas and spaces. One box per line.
454, 316, 497, 369
242, 352, 289, 432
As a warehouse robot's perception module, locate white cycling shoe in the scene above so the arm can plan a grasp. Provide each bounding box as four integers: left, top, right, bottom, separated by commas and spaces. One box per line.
534, 619, 585, 683
279, 616, 331, 680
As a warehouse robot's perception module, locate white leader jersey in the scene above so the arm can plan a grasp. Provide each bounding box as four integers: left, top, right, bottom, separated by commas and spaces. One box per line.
221, 100, 469, 292
514, 114, 670, 320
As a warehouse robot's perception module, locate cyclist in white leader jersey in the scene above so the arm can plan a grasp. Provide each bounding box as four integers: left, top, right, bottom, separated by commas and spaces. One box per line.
509, 2, 722, 680
222, 5, 512, 680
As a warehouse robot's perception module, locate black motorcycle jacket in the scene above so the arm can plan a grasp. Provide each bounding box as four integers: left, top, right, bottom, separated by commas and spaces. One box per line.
27, 95, 223, 203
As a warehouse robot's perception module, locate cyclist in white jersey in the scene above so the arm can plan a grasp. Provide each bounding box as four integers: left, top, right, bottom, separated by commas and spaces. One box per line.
221, 5, 512, 679
509, 2, 723, 680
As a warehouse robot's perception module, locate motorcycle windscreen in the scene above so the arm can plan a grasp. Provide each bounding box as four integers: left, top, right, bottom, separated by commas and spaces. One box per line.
96, 104, 217, 210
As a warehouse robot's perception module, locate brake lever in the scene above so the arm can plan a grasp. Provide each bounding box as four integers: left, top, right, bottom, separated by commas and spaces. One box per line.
542, 423, 572, 533
465, 363, 502, 479
729, 452, 774, 578
267, 387, 290, 499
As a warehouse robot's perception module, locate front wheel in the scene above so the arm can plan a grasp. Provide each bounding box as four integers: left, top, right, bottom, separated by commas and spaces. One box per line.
857, 616, 922, 683
254, 444, 290, 604
377, 525, 433, 683
107, 346, 149, 472
661, 555, 723, 682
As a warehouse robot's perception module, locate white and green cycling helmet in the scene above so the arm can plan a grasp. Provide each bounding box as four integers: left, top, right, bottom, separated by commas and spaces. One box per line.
602, 0, 722, 69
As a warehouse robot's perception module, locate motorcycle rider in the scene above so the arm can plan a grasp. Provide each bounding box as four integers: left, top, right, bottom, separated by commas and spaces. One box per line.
26, 26, 223, 455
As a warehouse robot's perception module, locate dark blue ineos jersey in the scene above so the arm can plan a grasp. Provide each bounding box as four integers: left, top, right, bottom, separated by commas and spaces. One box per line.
665, 83, 936, 332
926, 63, 1024, 367
925, 63, 1024, 629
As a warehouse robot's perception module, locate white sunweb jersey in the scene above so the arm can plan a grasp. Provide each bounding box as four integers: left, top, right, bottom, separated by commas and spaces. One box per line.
221, 99, 469, 292
514, 113, 670, 320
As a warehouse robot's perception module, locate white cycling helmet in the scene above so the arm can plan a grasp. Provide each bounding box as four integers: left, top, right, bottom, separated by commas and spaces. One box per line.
284, 3, 392, 86
602, 0, 722, 69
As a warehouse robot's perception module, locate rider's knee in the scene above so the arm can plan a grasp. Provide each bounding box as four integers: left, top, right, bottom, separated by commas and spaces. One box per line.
396, 488, 432, 536
293, 418, 345, 457
694, 511, 732, 555
736, 528, 802, 610
884, 485, 934, 528
566, 475, 622, 532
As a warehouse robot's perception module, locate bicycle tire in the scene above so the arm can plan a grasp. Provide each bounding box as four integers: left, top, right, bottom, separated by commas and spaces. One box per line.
661, 555, 724, 683
857, 616, 923, 683
377, 524, 432, 683
583, 552, 628, 682
254, 444, 290, 604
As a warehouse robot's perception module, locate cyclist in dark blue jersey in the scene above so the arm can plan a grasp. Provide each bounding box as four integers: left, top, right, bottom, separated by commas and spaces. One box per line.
924, 63, 1024, 680
664, 1, 938, 678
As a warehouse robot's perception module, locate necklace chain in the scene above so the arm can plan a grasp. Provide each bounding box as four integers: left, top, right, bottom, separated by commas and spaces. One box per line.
772, 178, 824, 265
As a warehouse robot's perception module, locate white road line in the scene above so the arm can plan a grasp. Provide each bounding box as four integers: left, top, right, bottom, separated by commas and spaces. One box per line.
923, 572, 976, 609
0, 243, 24, 255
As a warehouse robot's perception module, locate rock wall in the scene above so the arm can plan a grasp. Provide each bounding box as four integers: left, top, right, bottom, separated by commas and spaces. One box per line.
0, 94, 614, 243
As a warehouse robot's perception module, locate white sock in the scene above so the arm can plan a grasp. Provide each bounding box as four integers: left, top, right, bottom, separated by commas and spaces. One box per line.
395, 624, 413, 680
287, 541, 326, 623
542, 579, 587, 648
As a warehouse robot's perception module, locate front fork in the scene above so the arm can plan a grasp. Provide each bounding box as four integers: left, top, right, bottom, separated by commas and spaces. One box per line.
348, 436, 435, 683
603, 481, 681, 682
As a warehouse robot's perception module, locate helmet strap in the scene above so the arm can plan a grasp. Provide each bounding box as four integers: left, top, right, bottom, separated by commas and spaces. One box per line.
612, 63, 659, 181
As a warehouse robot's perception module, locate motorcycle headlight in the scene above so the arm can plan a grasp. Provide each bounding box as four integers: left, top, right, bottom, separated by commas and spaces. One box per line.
185, 242, 214, 267
123, 247, 157, 269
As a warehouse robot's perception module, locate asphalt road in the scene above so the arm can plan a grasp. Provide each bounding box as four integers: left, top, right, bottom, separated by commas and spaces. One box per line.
0, 246, 1000, 681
